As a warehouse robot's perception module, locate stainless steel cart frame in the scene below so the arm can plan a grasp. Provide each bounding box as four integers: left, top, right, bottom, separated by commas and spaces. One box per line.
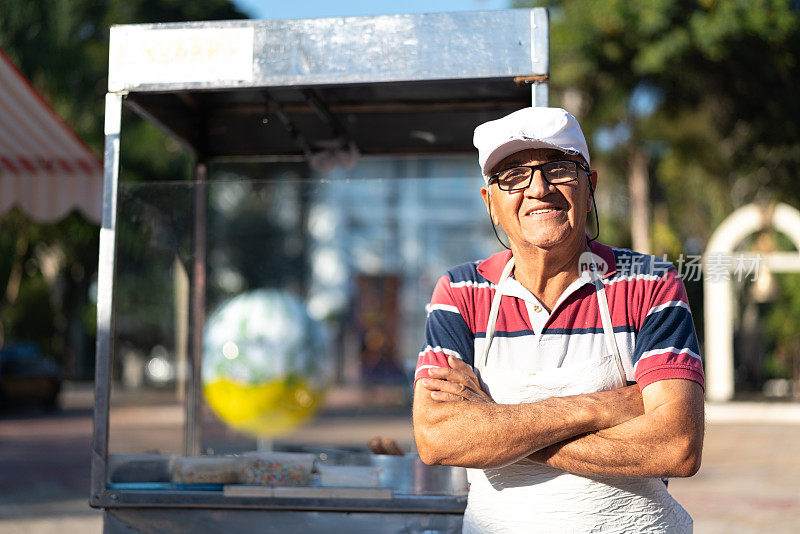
92, 9, 548, 531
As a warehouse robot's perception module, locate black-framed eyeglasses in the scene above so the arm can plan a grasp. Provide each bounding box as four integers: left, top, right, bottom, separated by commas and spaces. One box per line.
488, 160, 591, 191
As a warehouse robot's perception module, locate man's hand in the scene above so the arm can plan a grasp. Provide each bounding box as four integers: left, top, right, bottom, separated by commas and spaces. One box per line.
418, 356, 493, 403
597, 384, 645, 428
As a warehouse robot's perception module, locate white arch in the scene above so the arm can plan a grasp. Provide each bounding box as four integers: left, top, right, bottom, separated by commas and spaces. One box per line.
704, 202, 800, 401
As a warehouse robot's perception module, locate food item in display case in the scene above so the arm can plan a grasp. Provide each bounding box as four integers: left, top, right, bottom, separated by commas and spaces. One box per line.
171, 456, 240, 485
239, 452, 315, 486
241, 457, 309, 486
171, 452, 316, 487
202, 289, 332, 437
368, 435, 404, 455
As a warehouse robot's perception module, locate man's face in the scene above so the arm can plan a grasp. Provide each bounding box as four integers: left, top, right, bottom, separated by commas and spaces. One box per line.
480, 148, 597, 252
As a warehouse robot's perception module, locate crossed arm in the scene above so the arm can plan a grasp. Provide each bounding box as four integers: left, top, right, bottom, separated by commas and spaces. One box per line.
412, 356, 704, 478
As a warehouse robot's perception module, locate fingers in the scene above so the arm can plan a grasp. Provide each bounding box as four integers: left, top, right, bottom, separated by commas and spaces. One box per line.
443, 355, 480, 381
446, 355, 474, 373
427, 358, 482, 391
427, 367, 478, 391
421, 378, 484, 402
596, 384, 645, 428
419, 357, 493, 403
447, 356, 483, 390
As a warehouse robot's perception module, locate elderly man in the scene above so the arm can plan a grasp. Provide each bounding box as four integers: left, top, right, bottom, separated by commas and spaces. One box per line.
412, 107, 704, 533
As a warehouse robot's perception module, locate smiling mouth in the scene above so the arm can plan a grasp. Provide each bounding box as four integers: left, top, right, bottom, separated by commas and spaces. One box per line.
525, 207, 563, 215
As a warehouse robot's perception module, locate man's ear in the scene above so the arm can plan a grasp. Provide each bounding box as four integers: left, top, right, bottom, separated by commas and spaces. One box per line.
589, 170, 598, 191
480, 186, 499, 225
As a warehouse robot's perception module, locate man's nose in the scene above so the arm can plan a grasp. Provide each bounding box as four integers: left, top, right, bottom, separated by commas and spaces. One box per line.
523, 170, 552, 197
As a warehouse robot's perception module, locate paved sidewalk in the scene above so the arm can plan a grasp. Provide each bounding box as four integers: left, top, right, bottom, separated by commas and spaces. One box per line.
1, 384, 798, 533
670, 422, 800, 534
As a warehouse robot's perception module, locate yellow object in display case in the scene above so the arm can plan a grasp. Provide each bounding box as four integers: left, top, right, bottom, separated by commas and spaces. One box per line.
203, 376, 322, 436
202, 289, 331, 438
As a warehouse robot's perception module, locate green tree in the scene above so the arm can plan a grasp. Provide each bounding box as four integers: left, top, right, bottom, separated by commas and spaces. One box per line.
515, 0, 800, 244
0, 0, 248, 377
764, 273, 800, 388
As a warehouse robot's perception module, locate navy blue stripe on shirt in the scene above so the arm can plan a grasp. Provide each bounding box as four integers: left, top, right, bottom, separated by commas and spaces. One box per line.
474, 329, 537, 339
543, 325, 637, 335
447, 261, 486, 284
633, 306, 699, 361
425, 309, 475, 364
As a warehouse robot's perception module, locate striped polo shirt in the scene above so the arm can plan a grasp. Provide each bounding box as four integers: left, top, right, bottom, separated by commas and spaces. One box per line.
415, 240, 704, 390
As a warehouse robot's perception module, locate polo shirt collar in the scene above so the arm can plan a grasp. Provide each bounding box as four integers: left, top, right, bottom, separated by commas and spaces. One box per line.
475, 238, 618, 285
476, 250, 513, 285
587, 239, 617, 279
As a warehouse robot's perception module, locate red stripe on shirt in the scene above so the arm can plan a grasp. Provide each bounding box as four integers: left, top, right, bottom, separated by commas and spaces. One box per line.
635, 351, 704, 390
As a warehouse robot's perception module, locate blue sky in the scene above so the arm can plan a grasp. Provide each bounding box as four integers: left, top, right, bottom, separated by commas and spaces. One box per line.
233, 0, 512, 20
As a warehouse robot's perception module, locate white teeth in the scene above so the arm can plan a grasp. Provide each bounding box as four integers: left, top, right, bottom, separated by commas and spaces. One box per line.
529, 208, 556, 215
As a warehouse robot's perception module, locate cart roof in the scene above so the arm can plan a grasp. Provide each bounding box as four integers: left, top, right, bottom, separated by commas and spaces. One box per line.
108, 10, 548, 160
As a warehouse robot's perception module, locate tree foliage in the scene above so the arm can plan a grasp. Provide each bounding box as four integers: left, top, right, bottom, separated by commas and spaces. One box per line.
0, 0, 248, 174
0, 0, 248, 377
516, 0, 800, 237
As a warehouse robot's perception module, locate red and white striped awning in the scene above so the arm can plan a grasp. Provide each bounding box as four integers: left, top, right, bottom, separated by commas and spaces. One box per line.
0, 47, 102, 223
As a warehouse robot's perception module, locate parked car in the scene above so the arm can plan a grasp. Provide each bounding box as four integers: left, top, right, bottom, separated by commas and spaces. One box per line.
0, 342, 62, 409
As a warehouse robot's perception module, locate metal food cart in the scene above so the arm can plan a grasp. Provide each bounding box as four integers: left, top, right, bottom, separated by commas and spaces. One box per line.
92, 9, 549, 532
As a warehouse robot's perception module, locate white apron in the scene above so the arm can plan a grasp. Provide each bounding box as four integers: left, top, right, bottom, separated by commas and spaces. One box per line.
463, 256, 692, 534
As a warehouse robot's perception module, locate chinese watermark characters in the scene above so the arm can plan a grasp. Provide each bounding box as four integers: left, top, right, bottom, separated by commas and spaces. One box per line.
578, 252, 762, 282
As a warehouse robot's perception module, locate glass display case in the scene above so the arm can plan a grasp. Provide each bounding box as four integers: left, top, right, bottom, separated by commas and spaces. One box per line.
93, 9, 549, 533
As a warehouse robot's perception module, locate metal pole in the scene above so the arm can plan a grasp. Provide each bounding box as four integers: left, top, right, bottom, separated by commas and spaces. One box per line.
531, 82, 549, 107
174, 257, 189, 402
185, 160, 207, 456
531, 8, 549, 107
90, 92, 123, 507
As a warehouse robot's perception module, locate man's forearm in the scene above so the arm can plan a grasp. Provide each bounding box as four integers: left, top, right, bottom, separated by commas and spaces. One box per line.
413, 383, 643, 469
528, 381, 705, 478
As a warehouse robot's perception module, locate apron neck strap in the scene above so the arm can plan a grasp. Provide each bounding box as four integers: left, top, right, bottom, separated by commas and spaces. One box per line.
589, 255, 628, 385
479, 256, 515, 369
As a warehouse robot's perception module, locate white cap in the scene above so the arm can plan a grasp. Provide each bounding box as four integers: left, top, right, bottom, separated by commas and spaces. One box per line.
473, 107, 590, 181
